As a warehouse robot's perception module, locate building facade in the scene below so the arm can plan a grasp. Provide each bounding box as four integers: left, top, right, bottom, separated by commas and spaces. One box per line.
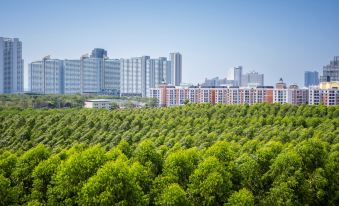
28, 50, 178, 96
145, 57, 171, 97
150, 83, 338, 107
170, 52, 182, 86
102, 59, 120, 95
233, 66, 243, 87
273, 85, 308, 105
0, 37, 24, 93
90, 48, 107, 58
84, 99, 114, 109
28, 56, 64, 94
304, 71, 319, 87
320, 56, 339, 82
120, 55, 173, 97
31, 52, 120, 95
241, 71, 264, 87
309, 88, 339, 106
150, 84, 277, 107
120, 56, 149, 97
201, 77, 234, 87
63, 59, 81, 94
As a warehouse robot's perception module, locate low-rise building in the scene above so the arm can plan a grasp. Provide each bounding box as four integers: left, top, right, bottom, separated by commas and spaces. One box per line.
84, 99, 115, 109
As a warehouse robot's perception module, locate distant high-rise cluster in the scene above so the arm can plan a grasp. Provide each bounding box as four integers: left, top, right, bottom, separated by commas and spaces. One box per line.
0, 37, 24, 93
28, 49, 182, 97
1, 36, 339, 107
202, 67, 264, 88
201, 77, 234, 87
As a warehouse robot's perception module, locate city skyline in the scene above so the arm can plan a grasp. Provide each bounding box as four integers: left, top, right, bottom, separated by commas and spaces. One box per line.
1, 0, 339, 89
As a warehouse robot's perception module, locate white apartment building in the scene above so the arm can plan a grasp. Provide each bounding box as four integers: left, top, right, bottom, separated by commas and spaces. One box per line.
31, 53, 120, 95
0, 37, 24, 93
120, 56, 148, 97
29, 56, 64, 94
150, 84, 338, 107
64, 59, 81, 94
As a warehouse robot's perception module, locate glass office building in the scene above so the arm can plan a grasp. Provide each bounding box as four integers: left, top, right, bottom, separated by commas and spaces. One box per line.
304, 71, 319, 87
320, 56, 339, 82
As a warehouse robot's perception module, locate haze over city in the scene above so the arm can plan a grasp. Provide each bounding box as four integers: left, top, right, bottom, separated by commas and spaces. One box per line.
1, 0, 339, 88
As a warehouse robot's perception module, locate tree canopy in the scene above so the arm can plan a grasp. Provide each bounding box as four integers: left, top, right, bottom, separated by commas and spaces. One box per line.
0, 103, 338, 205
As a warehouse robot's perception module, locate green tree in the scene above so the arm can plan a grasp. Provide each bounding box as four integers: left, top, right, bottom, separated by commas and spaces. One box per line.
163, 148, 200, 188
12, 144, 50, 203
47, 145, 106, 205
225, 188, 254, 206
188, 157, 232, 205
0, 174, 17, 206
30, 155, 61, 204
133, 140, 163, 176
156, 183, 189, 206
0, 151, 17, 178
78, 158, 146, 205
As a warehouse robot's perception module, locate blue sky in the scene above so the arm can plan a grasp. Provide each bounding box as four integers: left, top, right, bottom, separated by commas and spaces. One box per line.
1, 0, 339, 88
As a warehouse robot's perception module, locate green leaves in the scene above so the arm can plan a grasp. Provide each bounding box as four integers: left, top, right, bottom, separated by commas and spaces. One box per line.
156, 183, 189, 206
188, 157, 232, 205
79, 158, 146, 206
225, 188, 254, 206
0, 104, 338, 205
47, 145, 106, 205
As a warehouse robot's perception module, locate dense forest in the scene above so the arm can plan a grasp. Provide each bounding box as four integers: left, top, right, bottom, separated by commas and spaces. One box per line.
0, 104, 338, 205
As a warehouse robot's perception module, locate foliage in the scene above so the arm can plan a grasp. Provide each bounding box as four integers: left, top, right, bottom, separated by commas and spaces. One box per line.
0, 103, 338, 205
0, 94, 156, 109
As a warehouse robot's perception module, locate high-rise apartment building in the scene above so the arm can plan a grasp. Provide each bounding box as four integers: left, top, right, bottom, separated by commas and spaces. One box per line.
29, 56, 64, 94
102, 59, 120, 95
241, 71, 264, 87
63, 56, 120, 94
170, 52, 182, 86
120, 55, 172, 97
304, 71, 319, 87
30, 50, 120, 95
81, 56, 103, 94
120, 56, 149, 97
63, 59, 81, 94
320, 56, 339, 82
28, 50, 179, 97
145, 57, 171, 97
233, 66, 243, 87
0, 37, 24, 93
